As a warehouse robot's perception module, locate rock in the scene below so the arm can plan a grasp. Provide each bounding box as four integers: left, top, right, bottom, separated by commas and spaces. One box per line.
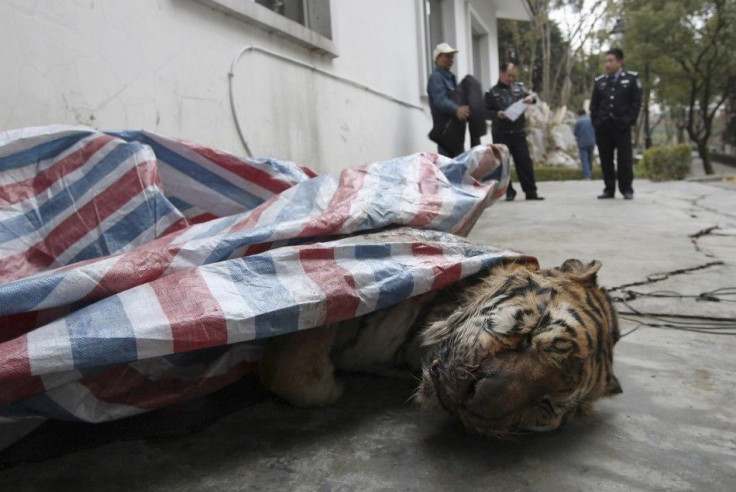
522, 101, 586, 165
549, 124, 577, 151
550, 106, 565, 125
526, 128, 546, 164
562, 110, 577, 125
546, 150, 579, 168
526, 102, 551, 129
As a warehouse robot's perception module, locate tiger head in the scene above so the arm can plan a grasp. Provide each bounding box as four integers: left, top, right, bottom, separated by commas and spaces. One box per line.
416, 259, 622, 437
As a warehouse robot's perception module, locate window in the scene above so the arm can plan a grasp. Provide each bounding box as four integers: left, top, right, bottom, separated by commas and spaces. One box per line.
256, 0, 304, 24
194, 0, 336, 56
423, 0, 445, 75
255, 0, 332, 40
469, 7, 491, 88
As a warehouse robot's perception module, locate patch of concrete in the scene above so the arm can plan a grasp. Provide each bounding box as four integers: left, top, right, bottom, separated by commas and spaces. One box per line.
2, 178, 735, 490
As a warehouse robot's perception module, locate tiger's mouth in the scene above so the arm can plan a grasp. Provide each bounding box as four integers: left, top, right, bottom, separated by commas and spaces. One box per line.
420, 352, 574, 435
428, 358, 484, 416
424, 357, 525, 436
428, 358, 458, 415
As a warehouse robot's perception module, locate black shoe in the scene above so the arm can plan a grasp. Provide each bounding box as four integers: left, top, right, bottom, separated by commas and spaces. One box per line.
623, 192, 634, 200
526, 195, 545, 201
597, 193, 614, 199
506, 189, 517, 201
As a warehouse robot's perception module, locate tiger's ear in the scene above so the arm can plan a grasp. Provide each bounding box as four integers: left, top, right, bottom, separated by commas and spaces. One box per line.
560, 259, 601, 284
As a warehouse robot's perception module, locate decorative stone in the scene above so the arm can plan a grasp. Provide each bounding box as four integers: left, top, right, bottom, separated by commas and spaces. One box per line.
525, 101, 551, 129
527, 128, 546, 164
523, 101, 584, 167
546, 150, 579, 168
550, 124, 577, 151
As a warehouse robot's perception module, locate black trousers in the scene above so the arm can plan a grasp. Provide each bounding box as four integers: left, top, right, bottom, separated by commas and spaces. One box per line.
595, 122, 634, 194
492, 131, 537, 197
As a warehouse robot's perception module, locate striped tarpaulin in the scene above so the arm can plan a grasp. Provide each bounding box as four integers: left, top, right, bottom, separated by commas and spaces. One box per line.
0, 125, 528, 433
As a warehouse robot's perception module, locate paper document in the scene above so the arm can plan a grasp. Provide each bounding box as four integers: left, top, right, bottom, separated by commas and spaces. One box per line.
504, 96, 533, 122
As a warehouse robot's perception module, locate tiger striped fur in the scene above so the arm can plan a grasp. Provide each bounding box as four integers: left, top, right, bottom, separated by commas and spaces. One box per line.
259, 257, 622, 437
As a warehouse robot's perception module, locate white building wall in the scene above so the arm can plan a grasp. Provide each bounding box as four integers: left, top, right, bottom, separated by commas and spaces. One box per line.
470, 1, 501, 86
0, 0, 523, 173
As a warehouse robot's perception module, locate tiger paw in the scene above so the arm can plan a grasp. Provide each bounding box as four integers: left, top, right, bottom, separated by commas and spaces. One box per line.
259, 325, 342, 407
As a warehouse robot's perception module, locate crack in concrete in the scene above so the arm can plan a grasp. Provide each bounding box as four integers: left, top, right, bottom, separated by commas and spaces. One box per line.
692, 193, 736, 221
690, 225, 721, 256
607, 261, 725, 293
690, 225, 721, 239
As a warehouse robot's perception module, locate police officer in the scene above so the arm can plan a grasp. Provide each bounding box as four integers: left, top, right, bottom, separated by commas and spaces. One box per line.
590, 48, 642, 199
485, 62, 543, 201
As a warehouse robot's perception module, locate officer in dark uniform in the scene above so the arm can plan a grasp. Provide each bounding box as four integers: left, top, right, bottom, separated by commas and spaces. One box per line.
485, 62, 543, 201
590, 48, 642, 199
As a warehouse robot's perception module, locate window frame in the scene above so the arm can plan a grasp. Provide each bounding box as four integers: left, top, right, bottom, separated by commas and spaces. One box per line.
195, 0, 337, 57
467, 5, 492, 89
421, 0, 446, 79
418, 0, 447, 100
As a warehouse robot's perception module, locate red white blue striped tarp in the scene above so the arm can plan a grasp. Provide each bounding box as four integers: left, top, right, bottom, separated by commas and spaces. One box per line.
0, 125, 529, 437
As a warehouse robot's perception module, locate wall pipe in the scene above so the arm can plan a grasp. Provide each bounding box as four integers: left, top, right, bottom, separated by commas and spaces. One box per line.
228, 45, 426, 156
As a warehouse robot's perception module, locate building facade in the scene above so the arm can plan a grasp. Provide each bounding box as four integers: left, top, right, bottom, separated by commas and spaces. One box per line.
0, 0, 531, 172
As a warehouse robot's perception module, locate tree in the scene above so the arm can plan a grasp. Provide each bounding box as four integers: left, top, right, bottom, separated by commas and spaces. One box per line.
622, 0, 736, 174
498, 0, 615, 110
568, 52, 605, 112
497, 6, 567, 106
551, 0, 612, 108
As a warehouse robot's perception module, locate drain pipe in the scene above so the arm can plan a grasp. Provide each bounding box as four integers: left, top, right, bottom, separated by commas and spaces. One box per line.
228, 46, 256, 157
228, 45, 426, 156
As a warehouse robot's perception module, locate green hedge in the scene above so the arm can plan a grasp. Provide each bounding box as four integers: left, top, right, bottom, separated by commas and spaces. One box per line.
636, 144, 692, 181
511, 165, 603, 182
511, 145, 692, 182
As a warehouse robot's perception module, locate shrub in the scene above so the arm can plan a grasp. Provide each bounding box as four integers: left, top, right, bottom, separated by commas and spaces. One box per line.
511, 165, 603, 182
636, 144, 692, 181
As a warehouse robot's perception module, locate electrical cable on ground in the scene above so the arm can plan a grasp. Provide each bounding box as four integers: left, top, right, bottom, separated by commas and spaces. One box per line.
610, 288, 736, 338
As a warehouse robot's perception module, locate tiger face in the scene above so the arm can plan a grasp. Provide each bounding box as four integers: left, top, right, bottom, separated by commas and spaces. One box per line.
415, 259, 622, 436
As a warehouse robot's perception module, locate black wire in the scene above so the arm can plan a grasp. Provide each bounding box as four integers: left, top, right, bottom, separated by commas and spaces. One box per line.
618, 300, 736, 328
618, 316, 736, 336
618, 289, 736, 303
610, 287, 736, 337
613, 307, 732, 322
708, 287, 736, 298
709, 287, 736, 294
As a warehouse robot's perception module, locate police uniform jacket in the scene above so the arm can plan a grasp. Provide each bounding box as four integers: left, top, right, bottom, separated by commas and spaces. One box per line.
485, 81, 534, 134
589, 70, 642, 131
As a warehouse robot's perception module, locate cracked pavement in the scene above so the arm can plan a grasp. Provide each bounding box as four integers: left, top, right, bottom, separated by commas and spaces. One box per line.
2, 173, 735, 490
469, 176, 736, 325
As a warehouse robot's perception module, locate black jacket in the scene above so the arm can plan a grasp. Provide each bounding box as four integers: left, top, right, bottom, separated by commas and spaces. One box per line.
428, 75, 486, 156
589, 70, 642, 130
456, 75, 486, 146
485, 81, 534, 134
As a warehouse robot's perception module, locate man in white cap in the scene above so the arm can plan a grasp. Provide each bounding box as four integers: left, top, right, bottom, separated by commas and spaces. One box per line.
427, 42, 470, 157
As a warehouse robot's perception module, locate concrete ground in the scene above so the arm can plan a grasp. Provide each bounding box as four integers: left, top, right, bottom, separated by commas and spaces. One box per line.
2, 164, 736, 491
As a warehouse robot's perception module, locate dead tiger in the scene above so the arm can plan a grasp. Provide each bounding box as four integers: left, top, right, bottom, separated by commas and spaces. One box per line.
259, 240, 621, 437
